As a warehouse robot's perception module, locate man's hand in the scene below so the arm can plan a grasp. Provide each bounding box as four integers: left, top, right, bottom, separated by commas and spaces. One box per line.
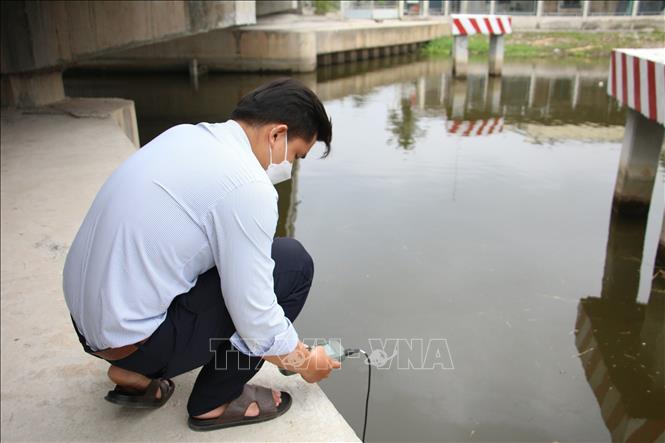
263, 341, 342, 383
299, 345, 342, 383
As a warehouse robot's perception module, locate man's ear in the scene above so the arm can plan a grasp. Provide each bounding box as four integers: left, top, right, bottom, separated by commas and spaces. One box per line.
269, 124, 288, 142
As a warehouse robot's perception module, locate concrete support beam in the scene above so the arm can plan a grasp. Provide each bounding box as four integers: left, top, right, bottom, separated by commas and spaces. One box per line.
1, 70, 64, 108
488, 35, 504, 76
582, 0, 590, 17
489, 0, 496, 15
452, 36, 468, 78
422, 1, 430, 17
613, 109, 665, 215
536, 0, 544, 17
632, 0, 640, 16
444, 0, 450, 16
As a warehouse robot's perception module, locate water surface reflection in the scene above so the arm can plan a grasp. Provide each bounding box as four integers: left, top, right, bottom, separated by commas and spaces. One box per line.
65, 56, 664, 442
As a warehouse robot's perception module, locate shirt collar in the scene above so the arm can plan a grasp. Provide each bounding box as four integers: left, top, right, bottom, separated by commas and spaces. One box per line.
200, 120, 252, 154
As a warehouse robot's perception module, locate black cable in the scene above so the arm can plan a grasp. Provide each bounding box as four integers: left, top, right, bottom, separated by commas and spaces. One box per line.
344, 348, 371, 442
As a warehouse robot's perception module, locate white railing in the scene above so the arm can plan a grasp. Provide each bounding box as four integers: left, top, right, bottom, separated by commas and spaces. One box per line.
341, 1, 401, 20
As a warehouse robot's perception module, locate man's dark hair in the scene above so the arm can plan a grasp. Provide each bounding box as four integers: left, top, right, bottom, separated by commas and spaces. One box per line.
230, 78, 333, 157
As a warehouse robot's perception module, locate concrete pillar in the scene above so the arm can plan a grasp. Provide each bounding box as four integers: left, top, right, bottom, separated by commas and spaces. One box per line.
188, 58, 208, 91
417, 76, 426, 110
398, 0, 404, 18
601, 205, 649, 303
444, 0, 450, 15
642, 268, 664, 391
582, 0, 590, 17
452, 36, 468, 78
488, 35, 504, 76
571, 73, 580, 109
657, 211, 665, 267
439, 73, 447, 105
489, 0, 496, 15
460, 0, 469, 13
422, 0, 429, 16
613, 109, 665, 215
451, 79, 466, 119
545, 78, 554, 117
1, 71, 65, 108
528, 70, 536, 108
487, 77, 502, 114
536, 0, 544, 16
632, 0, 640, 16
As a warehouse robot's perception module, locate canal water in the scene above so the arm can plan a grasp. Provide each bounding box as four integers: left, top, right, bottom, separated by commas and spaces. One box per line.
65, 55, 664, 442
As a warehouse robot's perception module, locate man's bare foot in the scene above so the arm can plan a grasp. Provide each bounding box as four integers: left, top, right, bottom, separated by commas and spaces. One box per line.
193, 389, 282, 419
107, 365, 162, 399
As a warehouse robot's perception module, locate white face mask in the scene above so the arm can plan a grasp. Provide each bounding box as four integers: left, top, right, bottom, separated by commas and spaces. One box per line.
266, 131, 292, 185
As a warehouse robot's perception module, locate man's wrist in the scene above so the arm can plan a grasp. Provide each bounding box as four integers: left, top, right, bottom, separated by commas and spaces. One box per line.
263, 340, 310, 373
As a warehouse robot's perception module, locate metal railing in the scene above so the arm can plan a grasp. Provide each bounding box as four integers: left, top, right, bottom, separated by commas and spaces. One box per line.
495, 0, 537, 15
337, 0, 664, 18
341, 0, 400, 19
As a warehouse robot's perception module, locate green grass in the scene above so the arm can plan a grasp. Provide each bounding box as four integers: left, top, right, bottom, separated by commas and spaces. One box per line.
422, 31, 665, 60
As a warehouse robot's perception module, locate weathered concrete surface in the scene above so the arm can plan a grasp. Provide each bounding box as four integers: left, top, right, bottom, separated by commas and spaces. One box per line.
0, 1, 256, 75
1, 70, 65, 108
1, 1, 256, 107
0, 106, 359, 442
613, 109, 665, 216
77, 16, 449, 73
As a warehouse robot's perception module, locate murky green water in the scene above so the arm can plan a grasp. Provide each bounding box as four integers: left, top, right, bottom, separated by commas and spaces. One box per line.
65, 55, 664, 442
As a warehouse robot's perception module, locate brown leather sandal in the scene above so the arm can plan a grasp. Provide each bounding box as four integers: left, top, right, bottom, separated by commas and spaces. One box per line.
188, 384, 292, 432
104, 378, 175, 408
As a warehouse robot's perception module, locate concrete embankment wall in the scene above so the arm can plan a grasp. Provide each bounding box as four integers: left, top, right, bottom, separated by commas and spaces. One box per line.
74, 20, 450, 73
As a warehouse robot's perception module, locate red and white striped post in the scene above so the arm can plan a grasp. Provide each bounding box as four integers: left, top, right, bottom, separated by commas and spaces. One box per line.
607, 48, 665, 216
450, 14, 512, 78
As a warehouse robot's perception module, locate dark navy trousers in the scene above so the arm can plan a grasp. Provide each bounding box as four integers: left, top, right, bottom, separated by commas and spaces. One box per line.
75, 237, 313, 417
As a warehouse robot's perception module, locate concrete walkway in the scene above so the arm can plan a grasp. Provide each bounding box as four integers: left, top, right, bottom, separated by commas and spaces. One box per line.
0, 103, 359, 442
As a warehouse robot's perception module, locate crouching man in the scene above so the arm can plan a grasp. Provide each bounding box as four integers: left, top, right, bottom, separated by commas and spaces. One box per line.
63, 78, 340, 431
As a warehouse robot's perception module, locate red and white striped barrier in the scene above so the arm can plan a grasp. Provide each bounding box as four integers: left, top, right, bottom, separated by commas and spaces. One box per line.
575, 301, 665, 442
451, 14, 512, 36
446, 117, 504, 136
608, 48, 665, 125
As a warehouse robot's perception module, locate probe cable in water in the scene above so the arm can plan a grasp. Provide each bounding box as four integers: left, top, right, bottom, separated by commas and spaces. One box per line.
278, 343, 373, 442
343, 348, 371, 443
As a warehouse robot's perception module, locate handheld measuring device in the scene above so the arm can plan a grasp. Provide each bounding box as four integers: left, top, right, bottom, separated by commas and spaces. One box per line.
278, 339, 346, 376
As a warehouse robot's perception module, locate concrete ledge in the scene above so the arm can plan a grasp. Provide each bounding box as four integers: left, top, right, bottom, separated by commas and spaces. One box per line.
0, 103, 358, 442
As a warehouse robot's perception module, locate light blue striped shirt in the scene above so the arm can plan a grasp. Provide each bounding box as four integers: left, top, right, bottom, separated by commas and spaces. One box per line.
63, 120, 298, 357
